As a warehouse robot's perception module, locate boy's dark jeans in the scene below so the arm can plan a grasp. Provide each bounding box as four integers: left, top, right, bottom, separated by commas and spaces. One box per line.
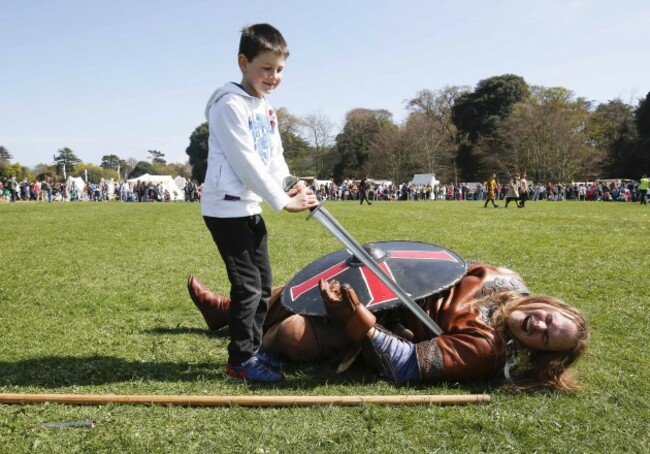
203, 215, 272, 365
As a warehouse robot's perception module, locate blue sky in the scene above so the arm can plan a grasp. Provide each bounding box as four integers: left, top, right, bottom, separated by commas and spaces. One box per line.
2, 0, 648, 168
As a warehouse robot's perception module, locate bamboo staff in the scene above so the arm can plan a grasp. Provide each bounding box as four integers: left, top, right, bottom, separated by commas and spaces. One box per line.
0, 393, 489, 407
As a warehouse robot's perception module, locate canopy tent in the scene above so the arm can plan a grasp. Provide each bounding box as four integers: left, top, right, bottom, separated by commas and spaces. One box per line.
410, 174, 439, 200
65, 176, 86, 196
410, 173, 439, 187
127, 174, 184, 201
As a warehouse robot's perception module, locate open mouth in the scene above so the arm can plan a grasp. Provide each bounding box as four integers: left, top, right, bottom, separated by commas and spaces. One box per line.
521, 315, 532, 333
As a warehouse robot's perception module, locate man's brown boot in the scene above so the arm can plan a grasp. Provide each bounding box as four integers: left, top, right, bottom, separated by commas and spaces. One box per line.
187, 275, 230, 331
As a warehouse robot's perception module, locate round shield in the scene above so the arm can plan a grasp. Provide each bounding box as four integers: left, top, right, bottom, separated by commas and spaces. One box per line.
281, 241, 467, 316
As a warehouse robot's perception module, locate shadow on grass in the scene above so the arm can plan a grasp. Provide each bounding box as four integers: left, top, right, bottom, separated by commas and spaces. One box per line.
0, 355, 378, 391
0, 356, 223, 388
0, 324, 501, 394
0, 355, 498, 395
144, 326, 230, 339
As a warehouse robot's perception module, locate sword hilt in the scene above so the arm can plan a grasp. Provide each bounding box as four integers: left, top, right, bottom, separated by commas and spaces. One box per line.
283, 175, 301, 192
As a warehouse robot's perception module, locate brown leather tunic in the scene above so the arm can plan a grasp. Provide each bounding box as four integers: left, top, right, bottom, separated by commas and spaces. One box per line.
398, 263, 528, 382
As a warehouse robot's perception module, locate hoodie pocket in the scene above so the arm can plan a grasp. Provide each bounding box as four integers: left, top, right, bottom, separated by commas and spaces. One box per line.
214, 159, 252, 199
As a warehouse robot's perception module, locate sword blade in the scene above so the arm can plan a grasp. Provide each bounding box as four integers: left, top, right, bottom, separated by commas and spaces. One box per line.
307, 203, 443, 336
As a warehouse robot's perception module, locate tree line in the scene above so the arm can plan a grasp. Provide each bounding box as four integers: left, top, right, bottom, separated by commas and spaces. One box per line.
187, 74, 649, 185
0, 147, 192, 183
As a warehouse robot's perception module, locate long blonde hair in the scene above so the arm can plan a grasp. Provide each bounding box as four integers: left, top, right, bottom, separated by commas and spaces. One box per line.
487, 292, 589, 391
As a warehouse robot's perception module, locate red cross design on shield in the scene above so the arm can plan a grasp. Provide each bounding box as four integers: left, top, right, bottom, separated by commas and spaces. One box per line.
289, 249, 457, 306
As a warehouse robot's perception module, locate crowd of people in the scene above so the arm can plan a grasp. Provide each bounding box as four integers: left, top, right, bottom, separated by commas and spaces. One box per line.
0, 175, 63, 202
309, 175, 650, 205
473, 177, 648, 204
2, 174, 648, 205
0, 176, 203, 203
311, 180, 434, 202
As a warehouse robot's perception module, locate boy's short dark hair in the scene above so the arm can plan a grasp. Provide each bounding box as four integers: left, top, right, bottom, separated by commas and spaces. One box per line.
239, 23, 290, 61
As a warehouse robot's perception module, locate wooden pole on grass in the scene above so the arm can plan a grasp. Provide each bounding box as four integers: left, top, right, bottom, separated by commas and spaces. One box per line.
0, 393, 489, 407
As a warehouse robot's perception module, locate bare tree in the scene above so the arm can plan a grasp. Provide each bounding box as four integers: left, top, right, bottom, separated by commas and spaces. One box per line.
402, 86, 467, 181
367, 124, 410, 183
301, 111, 335, 178
402, 113, 455, 175
126, 157, 139, 170
405, 86, 469, 141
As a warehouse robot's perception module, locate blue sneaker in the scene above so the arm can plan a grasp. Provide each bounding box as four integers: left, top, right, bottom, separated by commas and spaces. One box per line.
255, 348, 287, 372
226, 356, 284, 383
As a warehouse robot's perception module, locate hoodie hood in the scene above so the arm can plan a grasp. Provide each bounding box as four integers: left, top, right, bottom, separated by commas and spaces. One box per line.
204, 82, 253, 120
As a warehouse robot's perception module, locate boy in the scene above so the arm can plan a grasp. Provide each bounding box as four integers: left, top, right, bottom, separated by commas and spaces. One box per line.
191, 23, 318, 383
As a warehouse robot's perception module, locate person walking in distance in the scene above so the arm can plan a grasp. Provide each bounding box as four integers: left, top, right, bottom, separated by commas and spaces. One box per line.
484, 173, 498, 208
638, 174, 648, 205
359, 175, 372, 205
518, 172, 529, 208
505, 174, 520, 208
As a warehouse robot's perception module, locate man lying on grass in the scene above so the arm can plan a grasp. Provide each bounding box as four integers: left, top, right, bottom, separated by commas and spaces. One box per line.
188, 262, 588, 390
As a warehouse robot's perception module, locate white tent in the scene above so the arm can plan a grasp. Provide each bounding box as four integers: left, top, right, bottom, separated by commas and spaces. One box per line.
66, 176, 86, 199
174, 176, 188, 192
410, 174, 439, 200
127, 174, 184, 201
410, 173, 439, 187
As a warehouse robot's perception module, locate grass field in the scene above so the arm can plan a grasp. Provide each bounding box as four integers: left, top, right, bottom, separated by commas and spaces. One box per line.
0, 199, 648, 453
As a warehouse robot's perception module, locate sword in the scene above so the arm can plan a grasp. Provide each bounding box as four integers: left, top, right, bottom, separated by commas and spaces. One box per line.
284, 177, 443, 336
307, 203, 442, 336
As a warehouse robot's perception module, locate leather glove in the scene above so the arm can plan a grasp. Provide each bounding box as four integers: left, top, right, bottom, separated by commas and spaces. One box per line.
319, 279, 376, 342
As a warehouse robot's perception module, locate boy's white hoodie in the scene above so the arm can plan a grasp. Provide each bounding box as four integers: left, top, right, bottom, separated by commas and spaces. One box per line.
201, 82, 291, 218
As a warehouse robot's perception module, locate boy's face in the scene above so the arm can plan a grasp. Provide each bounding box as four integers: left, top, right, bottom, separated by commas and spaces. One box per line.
238, 51, 285, 98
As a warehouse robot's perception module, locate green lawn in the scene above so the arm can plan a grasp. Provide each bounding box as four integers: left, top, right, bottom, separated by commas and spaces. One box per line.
0, 200, 648, 453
